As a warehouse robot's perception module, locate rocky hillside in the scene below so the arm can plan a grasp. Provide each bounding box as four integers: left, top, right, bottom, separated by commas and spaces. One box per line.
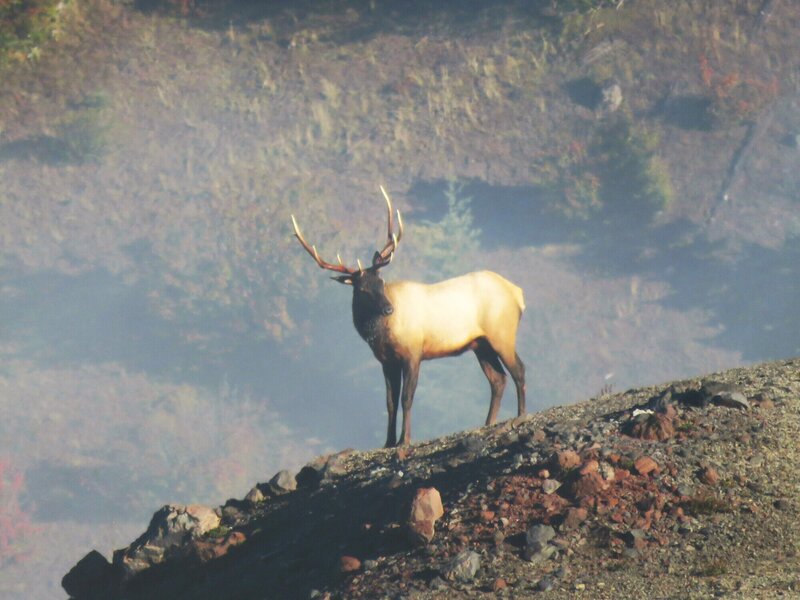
63, 358, 800, 599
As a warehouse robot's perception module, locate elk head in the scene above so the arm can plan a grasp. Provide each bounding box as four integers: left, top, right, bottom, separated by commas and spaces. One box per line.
291, 186, 404, 318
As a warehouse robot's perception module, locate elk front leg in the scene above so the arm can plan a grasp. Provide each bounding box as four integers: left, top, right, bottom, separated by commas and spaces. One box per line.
382, 362, 401, 448
399, 359, 420, 446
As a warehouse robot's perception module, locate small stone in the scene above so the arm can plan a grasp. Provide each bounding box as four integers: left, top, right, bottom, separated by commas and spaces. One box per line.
269, 469, 297, 494
340, 555, 361, 573
699, 467, 719, 486
600, 82, 623, 112
575, 582, 586, 591
441, 549, 481, 583
542, 479, 561, 495
459, 434, 486, 455
500, 517, 510, 528
714, 390, 750, 410
552, 450, 581, 472
480, 510, 496, 522
634, 456, 658, 476
569, 471, 608, 499
526, 524, 556, 550
363, 559, 378, 570
538, 576, 555, 591
701, 382, 749, 410
493, 577, 508, 592
245, 486, 265, 504
563, 507, 588, 530
538, 468, 551, 479
579, 460, 599, 475
599, 462, 616, 481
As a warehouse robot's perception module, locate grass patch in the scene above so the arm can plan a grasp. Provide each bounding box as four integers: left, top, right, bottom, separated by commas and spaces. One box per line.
694, 559, 728, 577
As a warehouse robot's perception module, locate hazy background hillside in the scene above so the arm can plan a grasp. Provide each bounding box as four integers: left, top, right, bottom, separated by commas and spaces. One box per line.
1, 0, 798, 597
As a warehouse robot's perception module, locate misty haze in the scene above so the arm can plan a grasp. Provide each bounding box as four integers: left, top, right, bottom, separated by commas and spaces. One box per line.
1, 0, 798, 597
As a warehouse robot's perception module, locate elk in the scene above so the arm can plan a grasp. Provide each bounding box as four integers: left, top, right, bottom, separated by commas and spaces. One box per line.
291, 187, 526, 447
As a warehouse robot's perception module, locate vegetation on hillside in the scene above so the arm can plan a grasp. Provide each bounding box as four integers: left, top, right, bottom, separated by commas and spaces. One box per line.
1, 1, 798, 597
0, 0, 67, 64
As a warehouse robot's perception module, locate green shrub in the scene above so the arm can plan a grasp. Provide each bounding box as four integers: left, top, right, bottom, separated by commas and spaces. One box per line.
0, 0, 67, 64
591, 115, 673, 217
43, 95, 112, 164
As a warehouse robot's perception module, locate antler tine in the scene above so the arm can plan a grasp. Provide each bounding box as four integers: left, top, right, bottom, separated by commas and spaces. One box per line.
291, 214, 356, 275
375, 185, 403, 265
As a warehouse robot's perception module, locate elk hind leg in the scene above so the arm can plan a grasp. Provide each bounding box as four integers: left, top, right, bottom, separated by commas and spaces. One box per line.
497, 351, 526, 417
475, 342, 507, 426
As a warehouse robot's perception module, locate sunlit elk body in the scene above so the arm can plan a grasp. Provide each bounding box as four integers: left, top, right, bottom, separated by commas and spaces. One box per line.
291, 187, 527, 447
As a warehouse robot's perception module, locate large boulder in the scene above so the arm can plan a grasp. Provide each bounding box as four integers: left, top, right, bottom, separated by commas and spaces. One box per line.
112, 504, 221, 579
62, 550, 118, 599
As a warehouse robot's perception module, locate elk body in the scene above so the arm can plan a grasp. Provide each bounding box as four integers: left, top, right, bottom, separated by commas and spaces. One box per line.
292, 187, 526, 447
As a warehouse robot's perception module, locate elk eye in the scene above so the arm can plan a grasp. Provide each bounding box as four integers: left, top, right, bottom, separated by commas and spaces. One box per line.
382, 305, 394, 316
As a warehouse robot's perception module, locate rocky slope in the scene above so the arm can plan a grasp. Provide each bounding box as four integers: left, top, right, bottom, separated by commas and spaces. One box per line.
62, 358, 800, 599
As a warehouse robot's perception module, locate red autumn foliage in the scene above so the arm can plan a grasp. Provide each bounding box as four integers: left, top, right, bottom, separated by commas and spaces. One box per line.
0, 458, 39, 567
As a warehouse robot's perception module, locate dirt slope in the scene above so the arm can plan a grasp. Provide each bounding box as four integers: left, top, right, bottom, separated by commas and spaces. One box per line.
63, 358, 800, 599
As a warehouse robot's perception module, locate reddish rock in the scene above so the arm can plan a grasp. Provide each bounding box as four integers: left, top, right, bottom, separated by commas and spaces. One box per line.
493, 577, 508, 591
480, 510, 495, 522
634, 456, 658, 476
563, 507, 588, 530
340, 555, 361, 573
552, 450, 581, 472
579, 460, 599, 475
755, 397, 775, 410
699, 467, 720, 485
187, 531, 246, 563
627, 414, 675, 441
569, 472, 608, 499
408, 487, 444, 544
615, 468, 631, 480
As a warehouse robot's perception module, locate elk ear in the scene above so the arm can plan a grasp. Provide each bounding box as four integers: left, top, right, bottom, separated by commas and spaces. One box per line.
372, 251, 382, 265
331, 274, 354, 285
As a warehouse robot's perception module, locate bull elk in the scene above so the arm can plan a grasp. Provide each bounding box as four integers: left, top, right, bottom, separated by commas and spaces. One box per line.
291, 187, 527, 447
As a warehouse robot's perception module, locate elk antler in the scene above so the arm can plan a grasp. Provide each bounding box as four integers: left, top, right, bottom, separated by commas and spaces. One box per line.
291, 185, 403, 276
373, 185, 403, 269
291, 214, 358, 275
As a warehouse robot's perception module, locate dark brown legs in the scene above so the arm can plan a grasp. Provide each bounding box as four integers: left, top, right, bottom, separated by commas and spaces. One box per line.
503, 352, 526, 418
382, 363, 401, 448
477, 342, 526, 425
383, 359, 420, 447
383, 347, 525, 448
399, 360, 420, 446
475, 344, 507, 425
